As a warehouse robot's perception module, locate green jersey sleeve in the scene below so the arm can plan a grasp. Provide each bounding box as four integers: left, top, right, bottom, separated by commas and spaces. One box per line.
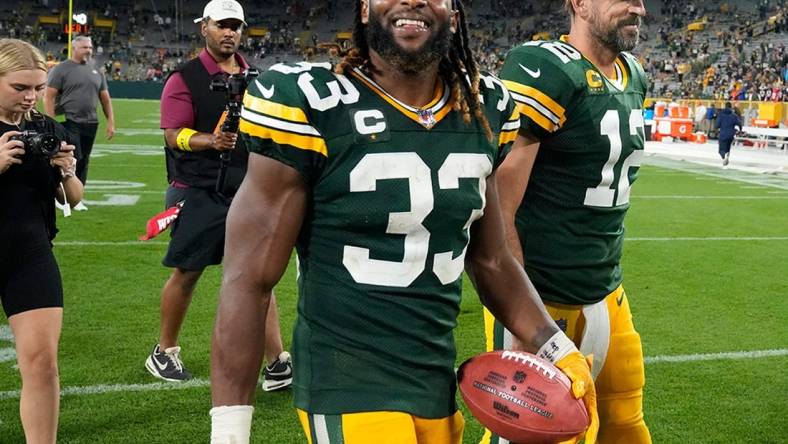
240, 64, 327, 185
479, 72, 521, 168
499, 42, 579, 139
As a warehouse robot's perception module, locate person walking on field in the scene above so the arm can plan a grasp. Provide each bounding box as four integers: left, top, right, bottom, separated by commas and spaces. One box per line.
43, 35, 115, 211
145, 0, 292, 391
716, 102, 741, 167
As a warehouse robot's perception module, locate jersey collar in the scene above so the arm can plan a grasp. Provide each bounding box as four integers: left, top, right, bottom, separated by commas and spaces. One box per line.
559, 35, 629, 91
349, 67, 452, 129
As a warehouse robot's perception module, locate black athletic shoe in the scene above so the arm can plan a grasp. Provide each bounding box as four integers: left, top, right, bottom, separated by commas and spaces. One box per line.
262, 351, 293, 391
145, 344, 193, 382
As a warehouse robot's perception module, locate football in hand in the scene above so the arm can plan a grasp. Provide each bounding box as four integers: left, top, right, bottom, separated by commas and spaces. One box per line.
458, 350, 589, 443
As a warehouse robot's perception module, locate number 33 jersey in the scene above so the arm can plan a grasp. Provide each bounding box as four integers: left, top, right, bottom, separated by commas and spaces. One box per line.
240, 62, 519, 418
500, 39, 648, 306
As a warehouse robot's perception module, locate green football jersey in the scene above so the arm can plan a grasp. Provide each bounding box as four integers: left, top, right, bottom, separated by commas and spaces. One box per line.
240, 62, 519, 418
500, 39, 647, 305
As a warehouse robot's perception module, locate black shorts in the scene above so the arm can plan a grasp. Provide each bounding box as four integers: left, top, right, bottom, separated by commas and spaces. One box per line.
0, 221, 63, 317
162, 186, 230, 271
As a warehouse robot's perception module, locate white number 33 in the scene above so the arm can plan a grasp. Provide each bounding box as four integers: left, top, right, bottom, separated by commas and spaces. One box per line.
342, 153, 492, 288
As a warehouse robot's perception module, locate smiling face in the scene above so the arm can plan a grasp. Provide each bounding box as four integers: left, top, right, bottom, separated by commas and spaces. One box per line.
362, 0, 456, 74
586, 0, 646, 52
0, 69, 46, 117
202, 18, 243, 58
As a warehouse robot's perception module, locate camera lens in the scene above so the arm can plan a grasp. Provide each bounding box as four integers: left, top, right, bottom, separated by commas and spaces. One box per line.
30, 134, 62, 157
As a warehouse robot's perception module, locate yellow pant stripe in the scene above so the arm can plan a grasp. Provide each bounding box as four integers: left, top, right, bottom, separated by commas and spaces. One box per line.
298, 409, 464, 444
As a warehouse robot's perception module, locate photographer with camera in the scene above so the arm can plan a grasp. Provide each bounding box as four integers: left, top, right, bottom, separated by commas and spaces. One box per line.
145, 0, 292, 390
0, 38, 83, 444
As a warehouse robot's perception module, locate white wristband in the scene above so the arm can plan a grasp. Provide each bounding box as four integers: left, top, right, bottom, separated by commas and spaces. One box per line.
210, 405, 254, 444
536, 330, 578, 364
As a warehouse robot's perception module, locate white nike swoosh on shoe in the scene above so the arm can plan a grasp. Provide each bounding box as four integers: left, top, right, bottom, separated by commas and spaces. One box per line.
266, 369, 292, 377
256, 80, 275, 99
153, 355, 169, 372
519, 64, 541, 78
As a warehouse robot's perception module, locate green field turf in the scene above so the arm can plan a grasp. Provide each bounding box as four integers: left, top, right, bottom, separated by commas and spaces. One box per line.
1, 99, 786, 443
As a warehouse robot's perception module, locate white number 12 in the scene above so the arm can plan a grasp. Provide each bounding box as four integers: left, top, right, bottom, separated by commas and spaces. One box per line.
584, 109, 644, 207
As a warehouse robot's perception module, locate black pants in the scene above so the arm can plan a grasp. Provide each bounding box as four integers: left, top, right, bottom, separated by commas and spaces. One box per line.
62, 120, 99, 184
718, 138, 733, 159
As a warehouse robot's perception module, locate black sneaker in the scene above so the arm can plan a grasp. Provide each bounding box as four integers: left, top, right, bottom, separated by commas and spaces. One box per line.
262, 351, 293, 391
145, 344, 193, 382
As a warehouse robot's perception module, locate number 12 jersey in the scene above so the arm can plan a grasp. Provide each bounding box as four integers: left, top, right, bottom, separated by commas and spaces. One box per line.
500, 38, 648, 305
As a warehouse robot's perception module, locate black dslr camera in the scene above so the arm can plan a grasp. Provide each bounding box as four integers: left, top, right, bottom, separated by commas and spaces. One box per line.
11, 130, 62, 157
10, 112, 62, 157
209, 68, 259, 195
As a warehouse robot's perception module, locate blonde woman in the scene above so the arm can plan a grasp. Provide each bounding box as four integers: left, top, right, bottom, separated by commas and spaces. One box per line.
0, 38, 82, 444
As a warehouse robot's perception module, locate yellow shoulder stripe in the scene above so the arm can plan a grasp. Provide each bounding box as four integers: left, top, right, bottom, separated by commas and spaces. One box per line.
240, 120, 327, 156
516, 102, 558, 133
615, 58, 629, 89
243, 94, 309, 124
498, 129, 518, 146
502, 80, 565, 121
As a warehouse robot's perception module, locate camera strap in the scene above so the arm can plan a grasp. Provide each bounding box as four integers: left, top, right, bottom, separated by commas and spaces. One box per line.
56, 183, 72, 217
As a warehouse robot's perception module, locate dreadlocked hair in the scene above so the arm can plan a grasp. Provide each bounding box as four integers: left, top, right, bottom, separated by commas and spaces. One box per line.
336, 0, 493, 142
334, 1, 371, 76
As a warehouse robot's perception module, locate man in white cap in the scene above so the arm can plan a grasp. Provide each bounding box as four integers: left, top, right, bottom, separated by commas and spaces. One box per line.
144, 0, 292, 393
194, 0, 247, 26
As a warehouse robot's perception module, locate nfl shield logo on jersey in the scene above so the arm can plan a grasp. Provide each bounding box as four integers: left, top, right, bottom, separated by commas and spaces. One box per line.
417, 109, 437, 129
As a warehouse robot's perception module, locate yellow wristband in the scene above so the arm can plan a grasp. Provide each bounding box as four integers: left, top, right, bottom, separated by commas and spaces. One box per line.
176, 128, 197, 151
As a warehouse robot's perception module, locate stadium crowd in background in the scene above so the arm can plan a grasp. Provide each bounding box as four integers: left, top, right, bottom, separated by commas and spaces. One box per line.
4, 0, 786, 106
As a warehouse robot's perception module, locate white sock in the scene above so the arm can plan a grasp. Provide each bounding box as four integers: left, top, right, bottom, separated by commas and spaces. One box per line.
210, 405, 254, 444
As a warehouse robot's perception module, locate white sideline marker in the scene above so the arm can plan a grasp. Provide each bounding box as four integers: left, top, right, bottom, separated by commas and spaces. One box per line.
51, 237, 788, 247
645, 349, 788, 364
626, 237, 788, 241
634, 195, 788, 199
54, 241, 169, 246
0, 349, 785, 401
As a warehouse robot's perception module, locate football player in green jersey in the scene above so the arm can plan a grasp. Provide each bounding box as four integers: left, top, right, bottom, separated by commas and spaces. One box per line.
209, 1, 597, 443
485, 0, 651, 443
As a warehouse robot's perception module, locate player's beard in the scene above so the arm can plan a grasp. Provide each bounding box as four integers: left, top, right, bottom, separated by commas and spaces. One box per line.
591, 13, 641, 53
366, 10, 452, 75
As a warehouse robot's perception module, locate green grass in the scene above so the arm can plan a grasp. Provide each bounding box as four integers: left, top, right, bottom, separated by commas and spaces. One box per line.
1, 99, 786, 443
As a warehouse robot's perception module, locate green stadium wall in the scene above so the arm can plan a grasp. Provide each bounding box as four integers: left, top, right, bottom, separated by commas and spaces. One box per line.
107, 81, 164, 100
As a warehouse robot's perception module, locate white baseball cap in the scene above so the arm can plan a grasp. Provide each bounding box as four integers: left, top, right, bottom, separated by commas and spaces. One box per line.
194, 0, 246, 25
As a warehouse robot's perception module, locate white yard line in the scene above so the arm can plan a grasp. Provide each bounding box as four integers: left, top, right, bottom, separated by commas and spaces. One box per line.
644, 349, 788, 364
626, 237, 788, 241
52, 237, 788, 247
54, 241, 168, 246
0, 349, 784, 401
634, 195, 788, 199
0, 325, 13, 342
